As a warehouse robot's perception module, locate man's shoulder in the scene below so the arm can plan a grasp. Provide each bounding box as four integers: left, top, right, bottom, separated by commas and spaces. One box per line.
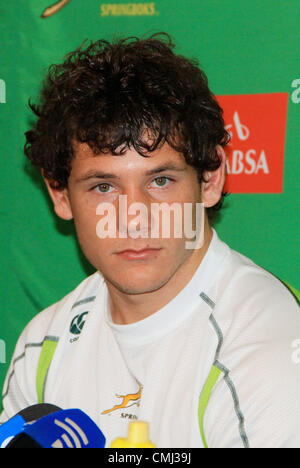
216, 236, 298, 309
209, 236, 299, 347
207, 242, 299, 372
21, 271, 104, 342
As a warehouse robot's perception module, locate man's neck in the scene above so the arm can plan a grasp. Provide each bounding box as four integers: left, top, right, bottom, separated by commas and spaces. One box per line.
106, 223, 213, 325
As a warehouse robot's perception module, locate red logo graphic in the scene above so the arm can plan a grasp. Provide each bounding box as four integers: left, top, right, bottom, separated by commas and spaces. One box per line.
217, 93, 288, 193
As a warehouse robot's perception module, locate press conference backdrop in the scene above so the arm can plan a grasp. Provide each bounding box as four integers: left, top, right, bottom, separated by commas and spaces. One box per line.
0, 0, 299, 409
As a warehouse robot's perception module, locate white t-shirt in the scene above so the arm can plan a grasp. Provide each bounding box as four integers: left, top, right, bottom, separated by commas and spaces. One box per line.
1, 228, 300, 448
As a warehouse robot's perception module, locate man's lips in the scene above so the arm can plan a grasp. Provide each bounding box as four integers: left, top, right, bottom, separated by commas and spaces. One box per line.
115, 248, 162, 260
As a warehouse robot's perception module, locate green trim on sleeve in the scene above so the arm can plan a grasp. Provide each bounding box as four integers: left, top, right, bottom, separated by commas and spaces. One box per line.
36, 337, 58, 403
198, 364, 222, 448
282, 281, 300, 305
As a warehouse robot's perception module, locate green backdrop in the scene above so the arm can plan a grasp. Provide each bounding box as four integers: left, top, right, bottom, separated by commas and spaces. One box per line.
1, 0, 299, 409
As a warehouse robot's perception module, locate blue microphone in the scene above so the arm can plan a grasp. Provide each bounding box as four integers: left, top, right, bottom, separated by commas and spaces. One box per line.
0, 404, 61, 448
6, 408, 106, 448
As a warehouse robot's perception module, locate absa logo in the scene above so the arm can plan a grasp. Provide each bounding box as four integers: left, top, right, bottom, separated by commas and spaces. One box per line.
217, 93, 288, 193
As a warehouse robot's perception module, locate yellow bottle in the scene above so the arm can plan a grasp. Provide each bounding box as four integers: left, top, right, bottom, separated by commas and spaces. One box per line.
110, 420, 155, 448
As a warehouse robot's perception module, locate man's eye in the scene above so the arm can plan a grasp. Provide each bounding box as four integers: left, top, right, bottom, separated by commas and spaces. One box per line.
95, 183, 113, 193
152, 177, 171, 188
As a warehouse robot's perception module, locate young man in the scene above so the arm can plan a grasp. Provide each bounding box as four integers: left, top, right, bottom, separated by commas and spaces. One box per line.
1, 34, 299, 448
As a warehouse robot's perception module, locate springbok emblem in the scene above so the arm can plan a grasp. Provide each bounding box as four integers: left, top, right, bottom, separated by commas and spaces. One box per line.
41, 0, 72, 18
101, 386, 143, 415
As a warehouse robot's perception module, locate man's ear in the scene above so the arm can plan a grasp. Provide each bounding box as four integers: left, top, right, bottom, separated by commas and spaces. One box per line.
43, 175, 73, 220
201, 145, 227, 208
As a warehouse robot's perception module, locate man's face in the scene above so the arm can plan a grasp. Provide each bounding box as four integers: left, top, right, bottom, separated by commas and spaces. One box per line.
58, 141, 206, 295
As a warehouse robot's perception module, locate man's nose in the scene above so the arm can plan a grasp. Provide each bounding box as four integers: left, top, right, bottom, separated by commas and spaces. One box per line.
117, 188, 153, 239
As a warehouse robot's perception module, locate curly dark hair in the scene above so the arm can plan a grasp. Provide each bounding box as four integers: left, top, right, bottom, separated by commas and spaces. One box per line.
24, 32, 230, 223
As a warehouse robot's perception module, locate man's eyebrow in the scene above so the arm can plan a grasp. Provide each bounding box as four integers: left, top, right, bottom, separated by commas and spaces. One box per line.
144, 163, 187, 176
76, 163, 187, 183
75, 171, 120, 182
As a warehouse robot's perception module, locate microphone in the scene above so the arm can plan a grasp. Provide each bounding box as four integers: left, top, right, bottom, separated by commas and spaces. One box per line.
6, 408, 106, 448
0, 404, 61, 448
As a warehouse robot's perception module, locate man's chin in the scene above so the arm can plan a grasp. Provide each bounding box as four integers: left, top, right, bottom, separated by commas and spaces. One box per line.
104, 275, 171, 296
